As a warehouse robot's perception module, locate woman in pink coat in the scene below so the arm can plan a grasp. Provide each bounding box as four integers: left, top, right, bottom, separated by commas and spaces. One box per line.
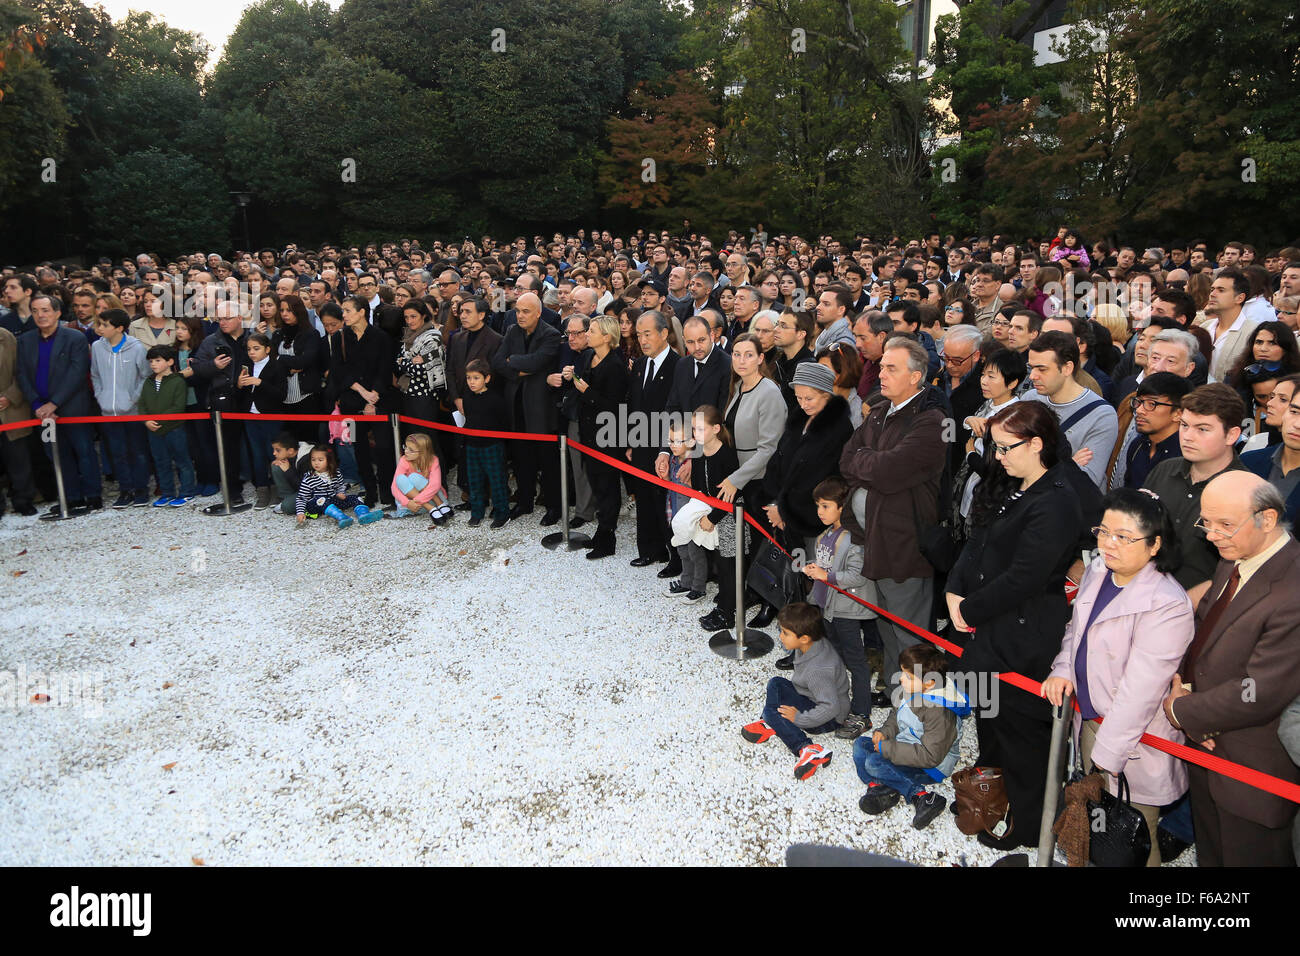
1043, 487, 1195, 866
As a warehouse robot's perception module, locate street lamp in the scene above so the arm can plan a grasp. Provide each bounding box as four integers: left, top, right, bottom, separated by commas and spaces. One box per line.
229, 191, 252, 255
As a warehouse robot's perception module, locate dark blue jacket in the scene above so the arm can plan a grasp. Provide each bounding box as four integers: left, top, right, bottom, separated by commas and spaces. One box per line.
1241, 446, 1300, 525
16, 326, 94, 416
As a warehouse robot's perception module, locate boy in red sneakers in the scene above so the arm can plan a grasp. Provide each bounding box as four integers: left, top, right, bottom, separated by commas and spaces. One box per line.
742, 602, 850, 780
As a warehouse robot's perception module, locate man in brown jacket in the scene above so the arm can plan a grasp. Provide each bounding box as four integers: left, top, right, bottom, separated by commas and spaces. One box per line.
1165, 471, 1300, 866
0, 326, 37, 515
839, 337, 948, 695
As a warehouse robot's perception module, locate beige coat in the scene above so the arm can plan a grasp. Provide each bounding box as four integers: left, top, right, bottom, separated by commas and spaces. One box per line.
0, 328, 34, 439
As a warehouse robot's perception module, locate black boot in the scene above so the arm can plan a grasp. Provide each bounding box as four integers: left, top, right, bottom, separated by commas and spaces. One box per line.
749, 601, 779, 629
585, 527, 616, 560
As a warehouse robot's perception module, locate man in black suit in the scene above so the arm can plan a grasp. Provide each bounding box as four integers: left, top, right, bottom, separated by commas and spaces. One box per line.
651, 315, 731, 576
354, 273, 404, 340
510, 273, 562, 330
626, 310, 680, 567
447, 296, 503, 506
492, 292, 563, 525
16, 294, 102, 517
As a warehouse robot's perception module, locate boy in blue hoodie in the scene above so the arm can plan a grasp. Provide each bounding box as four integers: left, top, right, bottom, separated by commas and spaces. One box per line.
855, 643, 971, 829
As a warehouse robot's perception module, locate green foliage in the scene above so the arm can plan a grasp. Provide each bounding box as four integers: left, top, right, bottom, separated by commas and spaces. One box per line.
207, 0, 333, 110
0, 52, 68, 206
84, 148, 230, 255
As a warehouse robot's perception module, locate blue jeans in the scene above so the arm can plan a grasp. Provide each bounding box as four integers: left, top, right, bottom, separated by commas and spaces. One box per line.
762, 677, 841, 755
332, 439, 361, 485
103, 419, 152, 496
244, 418, 281, 490
46, 422, 102, 501
852, 738, 941, 797
147, 428, 197, 498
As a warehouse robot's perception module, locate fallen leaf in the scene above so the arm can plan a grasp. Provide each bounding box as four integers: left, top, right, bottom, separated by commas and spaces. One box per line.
162, 681, 174, 690
503, 558, 510, 566
191, 856, 205, 866
11, 570, 24, 577
458, 549, 468, 556
492, 695, 502, 700
16, 549, 27, 556
30, 693, 49, 703
131, 545, 142, 550
162, 762, 177, 771
169, 546, 181, 551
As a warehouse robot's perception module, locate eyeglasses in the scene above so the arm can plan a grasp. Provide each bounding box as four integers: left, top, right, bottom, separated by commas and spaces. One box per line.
1244, 361, 1282, 376
1091, 526, 1150, 547
944, 352, 975, 367
991, 318, 1011, 329
1130, 396, 1176, 412
992, 438, 1029, 456
437, 280, 457, 287
1194, 513, 1264, 539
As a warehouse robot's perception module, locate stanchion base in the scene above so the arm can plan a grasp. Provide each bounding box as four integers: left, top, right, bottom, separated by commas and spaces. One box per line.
709, 629, 774, 660
541, 531, 592, 551
38, 510, 81, 522
203, 502, 254, 516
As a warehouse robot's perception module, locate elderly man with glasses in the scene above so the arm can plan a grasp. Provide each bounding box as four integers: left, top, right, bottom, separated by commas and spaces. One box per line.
1164, 471, 1300, 866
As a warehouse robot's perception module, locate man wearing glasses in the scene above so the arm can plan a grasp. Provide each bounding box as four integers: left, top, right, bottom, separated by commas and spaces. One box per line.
1143, 384, 1249, 607
354, 274, 403, 340
1120, 373, 1190, 489
1163, 470, 1300, 867
968, 264, 1004, 334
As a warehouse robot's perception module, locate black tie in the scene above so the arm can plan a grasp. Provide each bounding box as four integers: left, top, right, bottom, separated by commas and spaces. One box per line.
694, 360, 701, 379
644, 360, 653, 389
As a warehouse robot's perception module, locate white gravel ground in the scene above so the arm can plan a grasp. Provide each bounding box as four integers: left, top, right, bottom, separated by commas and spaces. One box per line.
0, 490, 1194, 866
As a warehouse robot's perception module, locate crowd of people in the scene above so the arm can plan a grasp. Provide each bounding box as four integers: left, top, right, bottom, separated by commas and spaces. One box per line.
2, 226, 1299, 866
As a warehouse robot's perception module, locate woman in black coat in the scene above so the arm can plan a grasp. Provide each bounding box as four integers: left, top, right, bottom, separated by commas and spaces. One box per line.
573, 315, 630, 559
270, 295, 323, 443
945, 401, 1084, 851
328, 296, 399, 506
759, 375, 853, 550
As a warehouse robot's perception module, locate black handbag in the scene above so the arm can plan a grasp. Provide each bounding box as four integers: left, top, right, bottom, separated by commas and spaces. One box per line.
1087, 771, 1152, 867
746, 536, 802, 609
1056, 763, 1152, 867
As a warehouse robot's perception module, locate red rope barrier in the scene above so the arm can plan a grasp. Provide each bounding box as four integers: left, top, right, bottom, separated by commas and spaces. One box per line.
397, 414, 558, 444
567, 439, 734, 513
736, 509, 1300, 805
0, 418, 41, 434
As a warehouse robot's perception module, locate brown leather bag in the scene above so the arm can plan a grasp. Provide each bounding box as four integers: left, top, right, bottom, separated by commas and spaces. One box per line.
952, 766, 1014, 840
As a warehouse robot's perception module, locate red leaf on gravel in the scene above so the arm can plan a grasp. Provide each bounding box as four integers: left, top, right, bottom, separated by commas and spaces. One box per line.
191, 856, 205, 866
16, 549, 26, 556
11, 570, 24, 577
131, 545, 142, 549
162, 762, 177, 771
162, 681, 175, 690
30, 693, 49, 703
492, 695, 502, 700
458, 549, 468, 556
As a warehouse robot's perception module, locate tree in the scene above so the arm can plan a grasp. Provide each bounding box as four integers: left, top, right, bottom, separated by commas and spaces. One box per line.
691, 0, 929, 235
928, 0, 1063, 236
85, 148, 230, 255
208, 0, 333, 110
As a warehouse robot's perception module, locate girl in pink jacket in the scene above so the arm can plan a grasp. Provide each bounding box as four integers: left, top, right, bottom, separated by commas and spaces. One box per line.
1043, 488, 1195, 866
391, 433, 453, 526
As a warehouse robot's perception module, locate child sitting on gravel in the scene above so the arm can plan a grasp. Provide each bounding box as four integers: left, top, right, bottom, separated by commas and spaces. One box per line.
391, 432, 452, 525
269, 431, 308, 516
296, 446, 382, 529
854, 644, 971, 830
741, 601, 849, 782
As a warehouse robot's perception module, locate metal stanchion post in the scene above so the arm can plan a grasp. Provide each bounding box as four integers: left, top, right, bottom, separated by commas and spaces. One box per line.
709, 505, 773, 659
38, 420, 77, 521
1036, 691, 1074, 867
204, 410, 251, 516
390, 412, 403, 476
542, 435, 591, 551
